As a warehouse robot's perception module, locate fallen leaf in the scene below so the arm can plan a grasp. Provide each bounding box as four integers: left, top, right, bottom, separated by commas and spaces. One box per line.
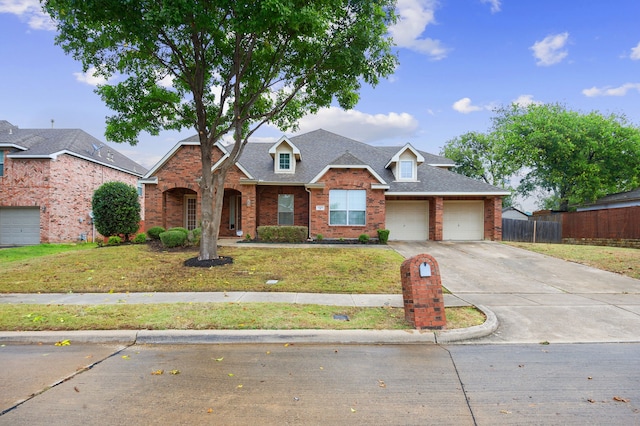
613, 396, 629, 403
284, 343, 289, 347
266, 351, 271, 355
518, 365, 524, 368
207, 408, 213, 413
151, 370, 164, 375
319, 366, 324, 370
237, 384, 243, 389
500, 410, 512, 414
587, 399, 596, 403
122, 355, 130, 360
588, 376, 592, 380
539, 341, 550, 345
350, 408, 356, 413
170, 370, 180, 375
215, 357, 224, 362
228, 373, 234, 377
74, 387, 80, 393
378, 379, 386, 388
54, 339, 71, 347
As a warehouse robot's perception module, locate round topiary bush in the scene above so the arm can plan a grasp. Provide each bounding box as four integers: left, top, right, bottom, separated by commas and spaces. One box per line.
358, 233, 370, 244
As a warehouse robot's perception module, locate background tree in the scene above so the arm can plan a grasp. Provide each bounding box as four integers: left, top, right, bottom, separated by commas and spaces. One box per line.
493, 103, 640, 211
441, 131, 515, 207
43, 0, 398, 260
92, 181, 141, 241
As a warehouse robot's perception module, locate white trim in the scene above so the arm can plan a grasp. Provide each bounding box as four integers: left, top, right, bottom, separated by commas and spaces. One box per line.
10, 149, 145, 177
384, 143, 425, 169
268, 136, 301, 160
143, 140, 200, 178
310, 164, 388, 185
386, 191, 510, 196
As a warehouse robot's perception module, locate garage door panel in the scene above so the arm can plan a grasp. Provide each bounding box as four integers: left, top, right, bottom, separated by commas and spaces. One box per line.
0, 208, 41, 245
386, 201, 428, 241
443, 201, 483, 241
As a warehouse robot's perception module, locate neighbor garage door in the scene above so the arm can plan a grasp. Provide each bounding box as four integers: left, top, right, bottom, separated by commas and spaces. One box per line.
0, 207, 41, 245
386, 200, 429, 241
443, 201, 484, 241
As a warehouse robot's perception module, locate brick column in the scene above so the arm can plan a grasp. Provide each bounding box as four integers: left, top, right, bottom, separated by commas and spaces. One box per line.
429, 197, 443, 241
400, 254, 446, 329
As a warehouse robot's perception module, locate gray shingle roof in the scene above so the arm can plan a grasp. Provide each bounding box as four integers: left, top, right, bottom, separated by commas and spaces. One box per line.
233, 129, 507, 194
0, 121, 147, 177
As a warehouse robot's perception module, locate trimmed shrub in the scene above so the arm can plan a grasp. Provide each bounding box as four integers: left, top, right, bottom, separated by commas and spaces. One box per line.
316, 234, 324, 242
377, 229, 390, 244
358, 233, 370, 244
147, 226, 165, 240
133, 233, 147, 244
257, 226, 308, 243
159, 230, 187, 248
107, 235, 122, 246
92, 181, 141, 241
167, 227, 189, 237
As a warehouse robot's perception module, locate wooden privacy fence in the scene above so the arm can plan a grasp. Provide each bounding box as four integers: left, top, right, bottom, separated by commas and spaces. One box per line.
502, 218, 562, 243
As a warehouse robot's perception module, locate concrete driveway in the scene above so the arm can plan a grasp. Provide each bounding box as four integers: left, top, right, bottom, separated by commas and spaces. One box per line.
391, 241, 640, 344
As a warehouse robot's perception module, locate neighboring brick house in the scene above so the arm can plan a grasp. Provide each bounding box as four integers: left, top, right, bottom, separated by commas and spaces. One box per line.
141, 129, 508, 241
0, 120, 147, 245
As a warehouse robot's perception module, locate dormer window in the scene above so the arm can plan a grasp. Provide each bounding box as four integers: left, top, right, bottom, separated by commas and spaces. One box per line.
385, 143, 424, 182
269, 136, 301, 174
279, 152, 291, 171
399, 160, 414, 180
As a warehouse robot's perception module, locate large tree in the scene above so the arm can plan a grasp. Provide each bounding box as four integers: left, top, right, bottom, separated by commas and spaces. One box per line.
43, 0, 398, 260
441, 131, 516, 207
493, 103, 640, 211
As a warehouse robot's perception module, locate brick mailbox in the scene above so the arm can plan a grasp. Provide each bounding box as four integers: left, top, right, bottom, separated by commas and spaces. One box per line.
400, 254, 446, 329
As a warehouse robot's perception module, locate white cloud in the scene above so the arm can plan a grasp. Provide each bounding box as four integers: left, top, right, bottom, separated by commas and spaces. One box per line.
0, 0, 55, 30
73, 66, 114, 86
630, 42, 640, 60
290, 107, 419, 143
530, 32, 569, 66
480, 0, 501, 13
389, 0, 449, 59
582, 83, 640, 97
452, 97, 492, 114
512, 94, 541, 107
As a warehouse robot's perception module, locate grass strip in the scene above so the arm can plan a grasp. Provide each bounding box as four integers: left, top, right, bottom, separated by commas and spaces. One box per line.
0, 304, 484, 331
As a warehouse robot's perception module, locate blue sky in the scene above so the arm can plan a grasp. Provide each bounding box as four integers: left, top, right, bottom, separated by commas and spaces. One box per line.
2, 0, 640, 183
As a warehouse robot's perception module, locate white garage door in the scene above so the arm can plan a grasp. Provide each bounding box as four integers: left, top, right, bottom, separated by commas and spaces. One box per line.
0, 207, 41, 245
443, 201, 484, 241
386, 200, 429, 241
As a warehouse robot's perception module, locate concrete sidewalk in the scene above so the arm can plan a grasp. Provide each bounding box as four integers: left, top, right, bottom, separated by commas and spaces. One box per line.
0, 291, 469, 308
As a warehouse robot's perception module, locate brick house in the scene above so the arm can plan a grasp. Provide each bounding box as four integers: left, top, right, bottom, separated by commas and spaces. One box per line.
141, 129, 508, 241
0, 120, 147, 245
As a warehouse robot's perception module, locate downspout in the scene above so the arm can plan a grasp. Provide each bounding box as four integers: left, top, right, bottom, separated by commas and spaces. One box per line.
305, 186, 312, 240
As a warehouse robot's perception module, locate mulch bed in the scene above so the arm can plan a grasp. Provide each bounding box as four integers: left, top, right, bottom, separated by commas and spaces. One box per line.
183, 256, 233, 267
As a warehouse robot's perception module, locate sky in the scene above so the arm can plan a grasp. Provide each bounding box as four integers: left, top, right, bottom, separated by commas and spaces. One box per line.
2, 0, 640, 209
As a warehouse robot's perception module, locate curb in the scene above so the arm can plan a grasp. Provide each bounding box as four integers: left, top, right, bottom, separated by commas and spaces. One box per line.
0, 306, 498, 345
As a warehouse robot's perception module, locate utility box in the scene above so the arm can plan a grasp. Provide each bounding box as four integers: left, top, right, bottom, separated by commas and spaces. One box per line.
401, 254, 446, 329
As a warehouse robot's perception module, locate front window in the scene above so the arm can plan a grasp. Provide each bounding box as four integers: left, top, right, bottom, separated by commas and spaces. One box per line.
185, 195, 197, 230
279, 153, 291, 170
0, 151, 4, 177
399, 160, 414, 180
329, 190, 366, 226
278, 194, 294, 225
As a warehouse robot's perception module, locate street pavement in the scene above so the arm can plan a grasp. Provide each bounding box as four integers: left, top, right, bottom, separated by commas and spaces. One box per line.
2, 342, 639, 424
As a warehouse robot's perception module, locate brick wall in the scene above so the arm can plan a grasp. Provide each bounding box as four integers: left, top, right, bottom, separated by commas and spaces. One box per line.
0, 154, 141, 243
256, 185, 309, 227
144, 144, 257, 238
308, 168, 385, 239
484, 197, 502, 241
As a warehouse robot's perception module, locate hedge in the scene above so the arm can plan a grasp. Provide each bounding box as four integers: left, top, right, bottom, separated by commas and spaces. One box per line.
257, 226, 308, 243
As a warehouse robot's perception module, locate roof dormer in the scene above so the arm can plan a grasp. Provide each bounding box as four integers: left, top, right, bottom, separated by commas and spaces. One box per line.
269, 136, 301, 174
385, 143, 425, 182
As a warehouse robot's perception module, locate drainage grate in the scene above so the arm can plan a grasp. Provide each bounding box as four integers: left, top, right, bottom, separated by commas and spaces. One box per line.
333, 314, 350, 321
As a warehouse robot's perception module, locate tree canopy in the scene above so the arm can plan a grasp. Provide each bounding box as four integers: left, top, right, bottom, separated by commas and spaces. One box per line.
442, 103, 640, 211
43, 0, 398, 259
